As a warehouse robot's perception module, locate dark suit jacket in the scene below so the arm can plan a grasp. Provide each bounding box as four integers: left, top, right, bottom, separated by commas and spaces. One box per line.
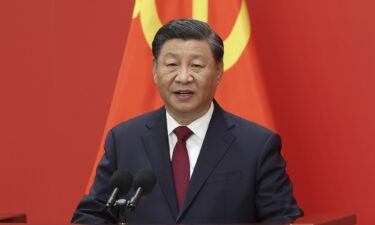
72, 102, 303, 224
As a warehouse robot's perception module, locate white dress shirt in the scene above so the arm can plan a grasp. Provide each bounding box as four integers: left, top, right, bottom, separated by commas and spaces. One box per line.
166, 102, 214, 178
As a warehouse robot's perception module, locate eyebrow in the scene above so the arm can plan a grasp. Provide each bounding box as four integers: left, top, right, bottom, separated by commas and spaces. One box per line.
163, 52, 205, 59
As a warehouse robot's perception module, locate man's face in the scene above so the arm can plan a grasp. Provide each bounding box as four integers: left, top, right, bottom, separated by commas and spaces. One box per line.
153, 39, 223, 123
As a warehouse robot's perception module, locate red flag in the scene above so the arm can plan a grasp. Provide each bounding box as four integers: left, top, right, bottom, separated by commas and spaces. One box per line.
86, 0, 274, 192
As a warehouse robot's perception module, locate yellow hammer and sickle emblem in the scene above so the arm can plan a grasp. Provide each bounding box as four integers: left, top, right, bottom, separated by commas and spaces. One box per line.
132, 0, 251, 72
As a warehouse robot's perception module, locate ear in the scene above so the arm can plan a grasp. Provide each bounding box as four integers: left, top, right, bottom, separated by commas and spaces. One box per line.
153, 60, 158, 83
215, 60, 224, 84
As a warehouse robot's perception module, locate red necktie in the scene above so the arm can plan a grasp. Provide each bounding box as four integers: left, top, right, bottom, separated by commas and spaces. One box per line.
172, 126, 193, 208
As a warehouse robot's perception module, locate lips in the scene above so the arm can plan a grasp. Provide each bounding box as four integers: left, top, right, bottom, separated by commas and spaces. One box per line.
174, 90, 193, 94
173, 89, 194, 100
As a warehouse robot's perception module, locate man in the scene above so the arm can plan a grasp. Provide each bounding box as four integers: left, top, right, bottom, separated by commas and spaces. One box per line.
72, 18, 303, 224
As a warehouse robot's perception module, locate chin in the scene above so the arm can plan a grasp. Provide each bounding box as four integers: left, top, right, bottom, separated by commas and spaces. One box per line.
167, 103, 196, 114
172, 105, 196, 114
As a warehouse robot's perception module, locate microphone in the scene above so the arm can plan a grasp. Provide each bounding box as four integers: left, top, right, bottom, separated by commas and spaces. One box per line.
106, 170, 133, 208
127, 170, 157, 211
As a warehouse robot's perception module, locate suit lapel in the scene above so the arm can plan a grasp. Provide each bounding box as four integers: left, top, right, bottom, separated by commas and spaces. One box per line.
140, 108, 179, 219
176, 103, 236, 221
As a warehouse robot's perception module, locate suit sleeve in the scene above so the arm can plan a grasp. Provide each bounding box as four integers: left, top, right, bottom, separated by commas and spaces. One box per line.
255, 133, 304, 222
71, 130, 118, 224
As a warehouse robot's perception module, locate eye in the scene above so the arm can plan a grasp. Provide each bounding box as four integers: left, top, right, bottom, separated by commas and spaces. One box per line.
191, 64, 203, 68
166, 63, 177, 67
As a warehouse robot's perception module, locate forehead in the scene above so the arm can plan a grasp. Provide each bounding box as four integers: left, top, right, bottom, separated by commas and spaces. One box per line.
159, 39, 214, 59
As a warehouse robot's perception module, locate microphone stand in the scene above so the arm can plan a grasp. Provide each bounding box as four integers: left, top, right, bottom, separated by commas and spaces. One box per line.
115, 199, 128, 225
108, 187, 148, 224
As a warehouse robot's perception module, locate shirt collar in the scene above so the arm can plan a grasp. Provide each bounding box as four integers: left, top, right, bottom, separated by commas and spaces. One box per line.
166, 102, 214, 141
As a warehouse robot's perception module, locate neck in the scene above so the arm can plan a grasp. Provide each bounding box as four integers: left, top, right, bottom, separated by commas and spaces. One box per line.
166, 104, 211, 126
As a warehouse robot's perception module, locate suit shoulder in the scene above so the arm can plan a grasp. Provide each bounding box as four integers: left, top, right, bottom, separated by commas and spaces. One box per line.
221, 111, 282, 155
110, 108, 164, 134
223, 111, 277, 138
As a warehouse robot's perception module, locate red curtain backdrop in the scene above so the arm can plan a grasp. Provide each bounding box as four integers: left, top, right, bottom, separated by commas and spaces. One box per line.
1, 0, 374, 224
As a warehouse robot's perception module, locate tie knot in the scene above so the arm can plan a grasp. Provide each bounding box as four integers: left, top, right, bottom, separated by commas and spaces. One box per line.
173, 126, 193, 142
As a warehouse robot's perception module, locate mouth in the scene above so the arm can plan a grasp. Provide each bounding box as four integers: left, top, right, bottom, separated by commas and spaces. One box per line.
173, 90, 194, 100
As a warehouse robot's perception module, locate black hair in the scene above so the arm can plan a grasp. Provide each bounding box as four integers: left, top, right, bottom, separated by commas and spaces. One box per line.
152, 18, 224, 63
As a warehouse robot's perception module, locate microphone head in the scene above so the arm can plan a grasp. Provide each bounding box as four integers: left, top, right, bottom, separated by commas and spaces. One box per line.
110, 170, 133, 196
133, 170, 157, 195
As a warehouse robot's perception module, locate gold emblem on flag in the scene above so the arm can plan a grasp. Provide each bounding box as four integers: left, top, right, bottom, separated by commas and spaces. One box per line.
132, 0, 251, 72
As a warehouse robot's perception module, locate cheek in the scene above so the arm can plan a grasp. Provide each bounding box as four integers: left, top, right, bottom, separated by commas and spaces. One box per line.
157, 76, 173, 90
202, 76, 219, 89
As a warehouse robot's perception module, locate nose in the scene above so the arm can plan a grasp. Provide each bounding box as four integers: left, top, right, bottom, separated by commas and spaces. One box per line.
175, 66, 192, 83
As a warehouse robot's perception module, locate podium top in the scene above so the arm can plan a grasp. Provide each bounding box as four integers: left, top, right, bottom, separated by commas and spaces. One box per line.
0, 213, 356, 225
0, 213, 27, 223
293, 213, 356, 225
